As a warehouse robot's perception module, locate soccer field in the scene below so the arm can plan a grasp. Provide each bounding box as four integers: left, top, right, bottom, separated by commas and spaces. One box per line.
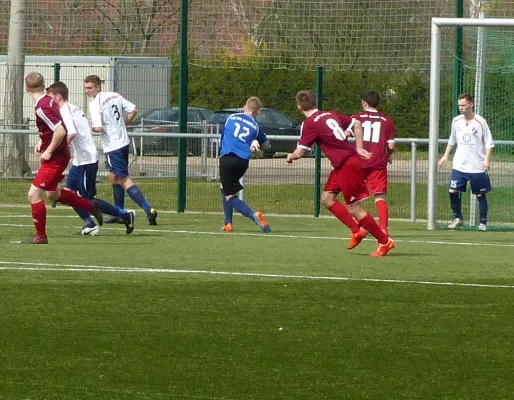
1, 207, 514, 400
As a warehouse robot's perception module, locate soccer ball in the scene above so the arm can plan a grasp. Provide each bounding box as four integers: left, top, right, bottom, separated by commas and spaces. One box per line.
250, 140, 263, 158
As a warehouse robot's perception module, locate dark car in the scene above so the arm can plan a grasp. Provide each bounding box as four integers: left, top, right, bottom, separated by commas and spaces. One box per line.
127, 107, 214, 155
209, 108, 300, 157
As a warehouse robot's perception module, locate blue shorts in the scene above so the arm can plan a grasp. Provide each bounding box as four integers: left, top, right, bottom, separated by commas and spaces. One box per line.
449, 169, 492, 195
66, 162, 98, 199
105, 145, 129, 178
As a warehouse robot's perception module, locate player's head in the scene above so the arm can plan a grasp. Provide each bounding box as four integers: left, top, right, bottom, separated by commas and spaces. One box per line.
296, 90, 317, 112
457, 93, 474, 116
361, 91, 380, 110
244, 96, 262, 117
84, 75, 102, 98
25, 72, 45, 93
46, 81, 69, 105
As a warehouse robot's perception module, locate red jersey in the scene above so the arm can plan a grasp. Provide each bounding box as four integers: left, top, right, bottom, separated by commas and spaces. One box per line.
35, 94, 70, 164
351, 110, 395, 169
298, 110, 355, 168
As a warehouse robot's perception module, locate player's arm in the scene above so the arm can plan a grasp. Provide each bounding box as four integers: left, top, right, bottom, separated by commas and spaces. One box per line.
483, 121, 494, 171
121, 97, 138, 125
126, 109, 138, 125
439, 120, 456, 167
89, 103, 103, 133
60, 107, 77, 144
352, 119, 372, 160
34, 138, 42, 155
287, 122, 311, 164
41, 124, 66, 160
255, 128, 270, 151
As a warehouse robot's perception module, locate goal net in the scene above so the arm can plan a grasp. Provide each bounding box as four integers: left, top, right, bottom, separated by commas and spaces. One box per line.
429, 17, 514, 231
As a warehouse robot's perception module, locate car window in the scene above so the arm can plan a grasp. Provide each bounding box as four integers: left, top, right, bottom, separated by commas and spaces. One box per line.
144, 109, 178, 123
255, 111, 276, 125
270, 111, 296, 127
199, 109, 213, 121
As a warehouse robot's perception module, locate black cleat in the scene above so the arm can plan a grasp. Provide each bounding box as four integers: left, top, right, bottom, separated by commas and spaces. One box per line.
147, 208, 158, 226
90, 201, 104, 226
123, 210, 136, 234
104, 215, 126, 224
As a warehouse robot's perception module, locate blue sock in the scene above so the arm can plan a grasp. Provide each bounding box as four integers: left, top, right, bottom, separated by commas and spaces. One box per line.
478, 194, 488, 224
113, 184, 125, 209
127, 185, 151, 214
221, 189, 233, 224
449, 192, 463, 220
227, 196, 254, 219
74, 207, 96, 228
93, 198, 127, 217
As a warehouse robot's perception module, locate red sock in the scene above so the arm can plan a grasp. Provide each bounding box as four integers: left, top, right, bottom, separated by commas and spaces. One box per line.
358, 213, 388, 244
57, 189, 94, 213
31, 200, 47, 238
327, 201, 360, 234
376, 200, 389, 231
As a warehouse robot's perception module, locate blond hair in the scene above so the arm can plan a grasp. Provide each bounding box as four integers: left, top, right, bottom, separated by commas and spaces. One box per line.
25, 72, 45, 91
245, 96, 262, 113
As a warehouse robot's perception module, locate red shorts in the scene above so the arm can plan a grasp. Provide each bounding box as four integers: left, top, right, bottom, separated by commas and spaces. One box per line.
324, 155, 370, 205
32, 161, 67, 191
363, 168, 388, 195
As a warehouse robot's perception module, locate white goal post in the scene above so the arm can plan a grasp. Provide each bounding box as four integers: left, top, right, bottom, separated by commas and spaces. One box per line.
427, 17, 514, 230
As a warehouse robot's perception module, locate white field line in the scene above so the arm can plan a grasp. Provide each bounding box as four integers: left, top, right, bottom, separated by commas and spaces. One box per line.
0, 261, 513, 289
1, 222, 514, 248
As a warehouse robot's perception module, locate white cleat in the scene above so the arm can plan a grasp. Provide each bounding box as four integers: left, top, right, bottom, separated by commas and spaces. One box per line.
79, 225, 100, 236
477, 223, 487, 232
447, 218, 463, 230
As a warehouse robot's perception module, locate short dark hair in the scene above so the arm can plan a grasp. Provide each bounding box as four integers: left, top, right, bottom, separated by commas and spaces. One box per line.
46, 81, 69, 101
458, 93, 474, 103
361, 91, 380, 108
84, 75, 102, 86
296, 90, 317, 111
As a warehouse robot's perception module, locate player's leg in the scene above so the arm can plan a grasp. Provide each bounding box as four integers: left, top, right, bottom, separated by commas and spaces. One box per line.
107, 146, 157, 225
67, 165, 98, 236
219, 156, 234, 232
448, 169, 467, 229
340, 156, 393, 256
24, 183, 48, 244
221, 154, 270, 233
366, 168, 389, 236
470, 172, 492, 231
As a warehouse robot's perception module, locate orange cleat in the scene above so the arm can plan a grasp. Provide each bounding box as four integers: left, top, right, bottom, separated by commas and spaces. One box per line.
221, 223, 233, 232
348, 228, 367, 250
370, 237, 395, 257
252, 212, 271, 233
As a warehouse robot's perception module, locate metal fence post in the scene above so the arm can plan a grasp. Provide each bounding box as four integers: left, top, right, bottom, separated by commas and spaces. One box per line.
314, 66, 323, 217
410, 141, 417, 222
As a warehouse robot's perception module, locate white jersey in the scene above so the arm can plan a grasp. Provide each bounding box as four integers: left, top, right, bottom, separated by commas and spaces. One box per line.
60, 102, 98, 167
448, 114, 494, 173
89, 91, 136, 153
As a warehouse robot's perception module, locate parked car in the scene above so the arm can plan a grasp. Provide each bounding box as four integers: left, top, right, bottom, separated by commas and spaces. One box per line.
127, 107, 214, 155
209, 108, 301, 158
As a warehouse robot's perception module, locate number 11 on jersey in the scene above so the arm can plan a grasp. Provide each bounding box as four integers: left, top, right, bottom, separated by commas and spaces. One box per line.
362, 120, 381, 143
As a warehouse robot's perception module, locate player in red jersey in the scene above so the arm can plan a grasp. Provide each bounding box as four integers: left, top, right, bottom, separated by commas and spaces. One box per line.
351, 91, 395, 236
286, 90, 395, 257
19, 72, 102, 244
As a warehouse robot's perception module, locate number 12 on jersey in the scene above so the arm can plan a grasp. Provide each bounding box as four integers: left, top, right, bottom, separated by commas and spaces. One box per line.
362, 120, 381, 143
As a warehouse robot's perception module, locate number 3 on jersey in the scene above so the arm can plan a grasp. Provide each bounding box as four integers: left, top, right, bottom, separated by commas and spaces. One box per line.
233, 122, 250, 142
362, 120, 381, 143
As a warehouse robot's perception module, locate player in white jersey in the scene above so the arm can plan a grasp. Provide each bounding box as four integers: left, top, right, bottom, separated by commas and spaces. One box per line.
84, 75, 158, 225
438, 93, 494, 231
46, 82, 135, 236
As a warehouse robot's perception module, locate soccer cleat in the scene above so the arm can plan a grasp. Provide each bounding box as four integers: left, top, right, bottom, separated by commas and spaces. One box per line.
123, 210, 136, 234
478, 223, 487, 232
221, 223, 233, 232
370, 237, 395, 257
77, 225, 100, 236
104, 215, 125, 224
91, 204, 104, 226
147, 208, 158, 226
20, 236, 48, 244
447, 218, 463, 230
348, 228, 367, 250
252, 211, 271, 233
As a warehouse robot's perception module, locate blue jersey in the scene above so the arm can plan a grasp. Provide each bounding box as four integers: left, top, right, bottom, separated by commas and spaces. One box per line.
220, 113, 268, 159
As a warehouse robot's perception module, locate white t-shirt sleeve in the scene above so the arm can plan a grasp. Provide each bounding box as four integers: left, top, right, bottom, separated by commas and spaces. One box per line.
89, 100, 102, 129
483, 120, 494, 149
448, 118, 457, 146
120, 96, 136, 114
60, 105, 77, 135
